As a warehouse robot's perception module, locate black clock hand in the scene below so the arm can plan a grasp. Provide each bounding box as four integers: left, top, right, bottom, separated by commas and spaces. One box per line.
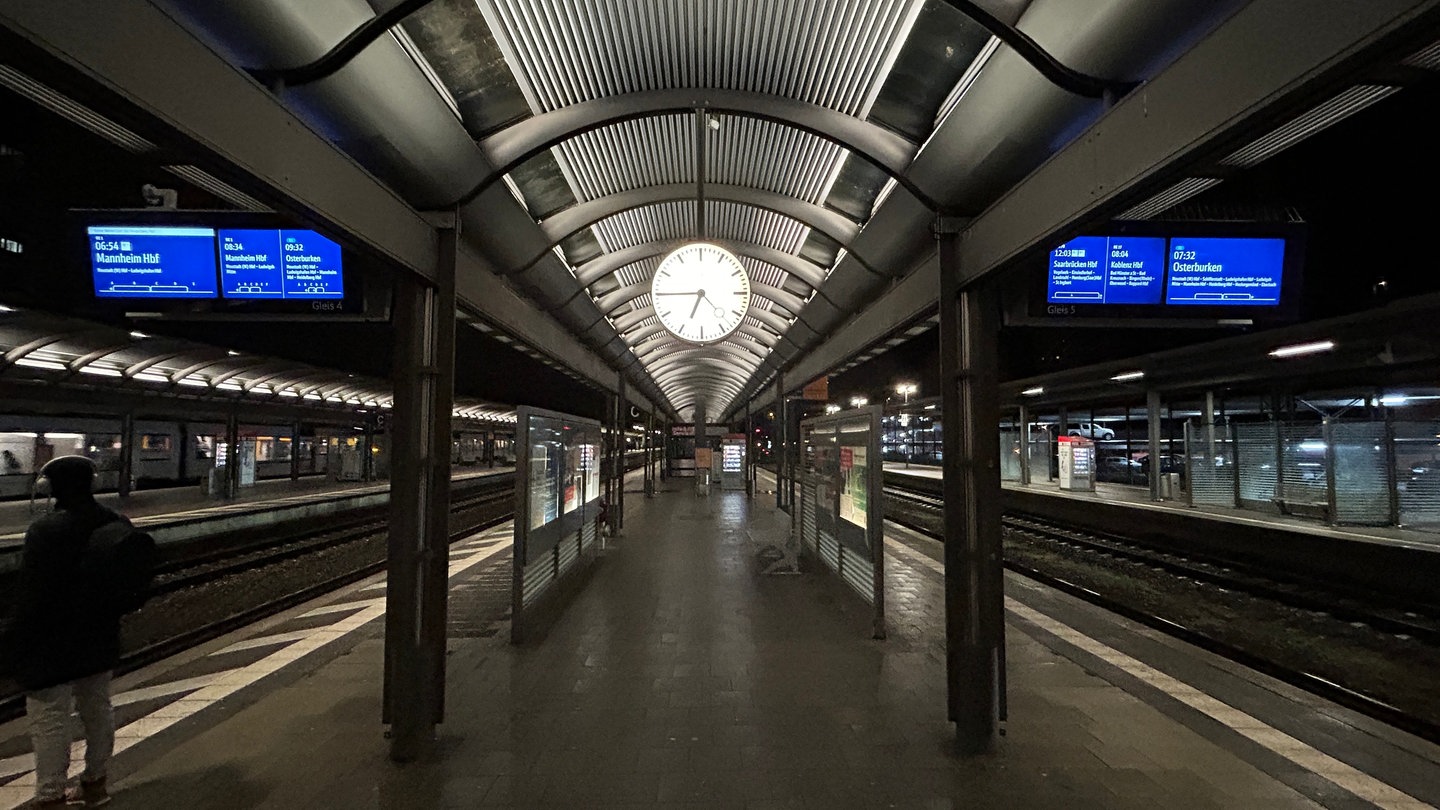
689, 290, 704, 319
654, 291, 702, 296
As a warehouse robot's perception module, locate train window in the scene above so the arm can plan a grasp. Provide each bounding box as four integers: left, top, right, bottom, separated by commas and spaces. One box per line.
141, 433, 173, 452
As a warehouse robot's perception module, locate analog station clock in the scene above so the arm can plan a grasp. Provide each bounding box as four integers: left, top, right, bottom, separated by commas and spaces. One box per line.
650, 242, 751, 344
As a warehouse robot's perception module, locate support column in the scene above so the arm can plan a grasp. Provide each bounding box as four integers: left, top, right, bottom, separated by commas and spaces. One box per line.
938, 222, 1005, 756
117, 412, 134, 499
616, 375, 626, 532
224, 413, 240, 499
289, 421, 301, 482
744, 402, 754, 499
1147, 391, 1163, 501
1016, 404, 1030, 486
775, 375, 786, 510
383, 223, 458, 762
363, 418, 375, 482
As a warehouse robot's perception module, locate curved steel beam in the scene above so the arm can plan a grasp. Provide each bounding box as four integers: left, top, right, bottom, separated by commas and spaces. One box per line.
613, 302, 791, 337
456, 89, 935, 210
575, 239, 828, 290
597, 280, 805, 321
542, 184, 861, 253
938, 0, 1136, 100
651, 359, 751, 386
625, 321, 779, 350
638, 338, 765, 366
647, 355, 760, 384
248, 0, 435, 88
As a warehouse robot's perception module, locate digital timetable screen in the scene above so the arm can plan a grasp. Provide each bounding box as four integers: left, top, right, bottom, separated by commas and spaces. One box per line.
1046, 233, 1291, 309
88, 224, 344, 300
89, 226, 220, 298
218, 229, 344, 298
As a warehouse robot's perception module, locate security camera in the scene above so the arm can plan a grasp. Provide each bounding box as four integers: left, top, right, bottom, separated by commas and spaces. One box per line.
141, 184, 178, 209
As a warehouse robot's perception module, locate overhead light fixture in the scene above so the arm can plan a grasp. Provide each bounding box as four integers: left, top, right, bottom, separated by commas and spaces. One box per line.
1021, 386, 1044, 396
15, 357, 66, 370
129, 331, 148, 339
825, 404, 841, 414
1269, 340, 1335, 358
849, 396, 868, 407
1380, 394, 1409, 406
0, 303, 17, 312
1110, 371, 1145, 382
79, 365, 123, 377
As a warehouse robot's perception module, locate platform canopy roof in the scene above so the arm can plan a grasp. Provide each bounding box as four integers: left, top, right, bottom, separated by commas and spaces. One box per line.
0, 305, 517, 426
4, 0, 1436, 421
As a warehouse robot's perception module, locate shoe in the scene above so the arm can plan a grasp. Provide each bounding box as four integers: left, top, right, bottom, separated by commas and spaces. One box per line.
65, 777, 111, 808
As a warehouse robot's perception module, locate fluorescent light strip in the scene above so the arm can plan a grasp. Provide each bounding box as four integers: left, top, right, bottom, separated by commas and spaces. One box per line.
1269, 340, 1335, 358
1022, 386, 1045, 396
1109, 371, 1145, 382
80, 366, 123, 377
13, 358, 65, 371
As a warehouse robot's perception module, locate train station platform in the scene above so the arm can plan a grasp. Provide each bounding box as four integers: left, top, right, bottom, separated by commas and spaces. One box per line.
0, 466, 515, 548
6, 480, 1436, 808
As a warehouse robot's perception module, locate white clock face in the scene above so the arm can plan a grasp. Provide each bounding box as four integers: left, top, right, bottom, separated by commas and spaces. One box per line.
650, 243, 751, 344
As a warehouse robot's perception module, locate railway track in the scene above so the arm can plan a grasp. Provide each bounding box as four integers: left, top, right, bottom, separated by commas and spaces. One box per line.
881, 475, 1440, 745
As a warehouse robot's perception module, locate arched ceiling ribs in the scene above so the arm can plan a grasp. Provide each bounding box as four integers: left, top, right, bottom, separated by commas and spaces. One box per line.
622, 321, 779, 350
541, 184, 861, 256
575, 239, 828, 291
651, 361, 750, 389
613, 302, 791, 337
638, 340, 766, 369
596, 280, 805, 321
454, 89, 936, 210
645, 352, 762, 381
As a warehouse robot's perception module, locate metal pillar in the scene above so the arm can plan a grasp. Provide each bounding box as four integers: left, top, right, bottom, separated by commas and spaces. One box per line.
775, 375, 786, 510
1016, 404, 1030, 486
224, 413, 240, 499
117, 412, 134, 499
1147, 391, 1163, 501
744, 403, 754, 498
1054, 405, 1067, 482
289, 422, 302, 482
363, 419, 375, 482
383, 224, 457, 762
938, 223, 1005, 755
616, 376, 626, 531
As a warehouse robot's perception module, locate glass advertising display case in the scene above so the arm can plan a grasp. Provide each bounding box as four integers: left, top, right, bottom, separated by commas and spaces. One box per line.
513, 407, 604, 643
720, 436, 746, 490
797, 405, 885, 638
1058, 436, 1096, 491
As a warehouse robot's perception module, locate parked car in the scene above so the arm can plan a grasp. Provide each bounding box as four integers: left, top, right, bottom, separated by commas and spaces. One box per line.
1096, 456, 1147, 484
1067, 423, 1116, 440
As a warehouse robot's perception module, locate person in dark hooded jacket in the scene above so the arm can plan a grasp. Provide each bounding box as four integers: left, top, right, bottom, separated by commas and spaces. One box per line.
1, 455, 150, 808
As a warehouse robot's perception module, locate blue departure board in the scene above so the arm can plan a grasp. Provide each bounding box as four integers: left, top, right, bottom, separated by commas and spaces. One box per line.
1047, 232, 1289, 310
1047, 236, 1165, 305
1164, 237, 1285, 306
89, 226, 219, 298
218, 229, 344, 299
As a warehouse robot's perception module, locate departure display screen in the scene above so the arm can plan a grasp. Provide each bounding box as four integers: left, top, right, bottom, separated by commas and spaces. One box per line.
1047, 233, 1289, 309
1163, 236, 1285, 306
1046, 236, 1166, 305
218, 229, 344, 298
87, 224, 344, 300
89, 226, 219, 298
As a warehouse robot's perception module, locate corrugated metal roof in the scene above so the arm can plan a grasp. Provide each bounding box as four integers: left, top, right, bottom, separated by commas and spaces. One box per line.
471, 0, 924, 416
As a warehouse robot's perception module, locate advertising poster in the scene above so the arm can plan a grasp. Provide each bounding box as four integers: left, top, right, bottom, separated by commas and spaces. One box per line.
528, 443, 555, 529
840, 444, 868, 527
722, 444, 743, 472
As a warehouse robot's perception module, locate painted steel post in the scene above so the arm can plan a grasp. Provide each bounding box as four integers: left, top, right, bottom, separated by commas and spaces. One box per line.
224, 413, 240, 499
117, 412, 134, 499
775, 375, 786, 510
745, 402, 754, 498
289, 421, 301, 482
938, 219, 1005, 756
1016, 404, 1030, 486
1147, 390, 1162, 501
384, 223, 457, 761
616, 375, 626, 532
1324, 416, 1338, 525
